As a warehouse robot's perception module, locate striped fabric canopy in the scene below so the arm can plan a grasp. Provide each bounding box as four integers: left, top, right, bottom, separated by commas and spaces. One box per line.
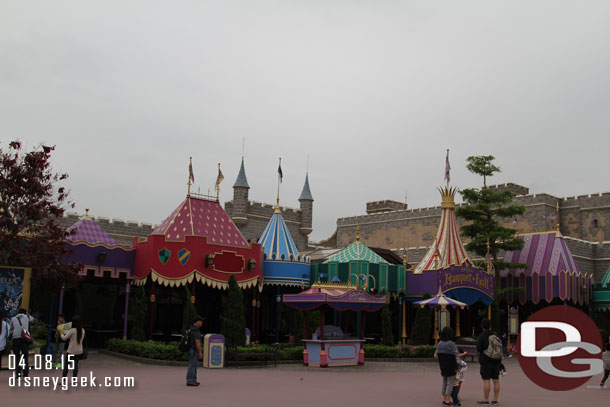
413, 187, 470, 273
413, 287, 467, 309
323, 242, 389, 265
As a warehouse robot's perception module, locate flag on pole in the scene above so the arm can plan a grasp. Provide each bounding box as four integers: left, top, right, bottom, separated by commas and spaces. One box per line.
444, 150, 451, 184
188, 158, 195, 183
215, 163, 224, 189
278, 159, 283, 183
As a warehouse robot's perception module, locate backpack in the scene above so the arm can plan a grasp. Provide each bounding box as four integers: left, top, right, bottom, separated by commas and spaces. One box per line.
484, 334, 503, 360
178, 328, 192, 353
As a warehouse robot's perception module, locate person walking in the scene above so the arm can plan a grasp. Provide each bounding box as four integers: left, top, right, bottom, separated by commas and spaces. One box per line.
0, 311, 11, 370
476, 318, 503, 405
435, 326, 467, 406
186, 316, 204, 387
10, 308, 34, 377
59, 315, 85, 378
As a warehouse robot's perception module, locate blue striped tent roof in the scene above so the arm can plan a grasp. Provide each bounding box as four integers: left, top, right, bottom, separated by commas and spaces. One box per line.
258, 211, 306, 262
258, 209, 310, 286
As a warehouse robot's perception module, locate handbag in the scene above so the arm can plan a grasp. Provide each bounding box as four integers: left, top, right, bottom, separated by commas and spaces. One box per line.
16, 316, 34, 345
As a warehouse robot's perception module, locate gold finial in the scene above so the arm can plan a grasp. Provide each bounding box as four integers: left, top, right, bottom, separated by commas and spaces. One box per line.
403, 249, 407, 266
356, 225, 361, 242
439, 186, 457, 209
434, 249, 439, 269
83, 208, 92, 220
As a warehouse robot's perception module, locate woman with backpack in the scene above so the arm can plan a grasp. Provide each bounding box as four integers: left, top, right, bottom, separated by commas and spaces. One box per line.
58, 315, 86, 378
476, 318, 503, 405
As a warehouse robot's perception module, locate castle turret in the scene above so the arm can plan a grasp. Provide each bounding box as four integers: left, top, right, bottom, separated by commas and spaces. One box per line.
298, 173, 313, 236
232, 157, 250, 226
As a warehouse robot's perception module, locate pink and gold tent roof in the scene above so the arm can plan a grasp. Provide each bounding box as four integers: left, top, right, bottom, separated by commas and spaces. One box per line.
413, 187, 471, 273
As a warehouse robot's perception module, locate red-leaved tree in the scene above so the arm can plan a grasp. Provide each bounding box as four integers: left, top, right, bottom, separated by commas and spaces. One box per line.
0, 141, 79, 291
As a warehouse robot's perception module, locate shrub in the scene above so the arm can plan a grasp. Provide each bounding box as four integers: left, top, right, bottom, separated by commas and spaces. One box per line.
381, 305, 394, 346
220, 276, 246, 347
410, 293, 433, 345
106, 338, 187, 361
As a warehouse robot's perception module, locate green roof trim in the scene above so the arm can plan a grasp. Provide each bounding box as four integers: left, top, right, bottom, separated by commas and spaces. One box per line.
323, 242, 390, 265
601, 265, 610, 288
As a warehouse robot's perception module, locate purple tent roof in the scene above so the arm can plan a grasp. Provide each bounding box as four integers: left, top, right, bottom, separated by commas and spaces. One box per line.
67, 218, 117, 246
283, 284, 387, 312
502, 232, 580, 277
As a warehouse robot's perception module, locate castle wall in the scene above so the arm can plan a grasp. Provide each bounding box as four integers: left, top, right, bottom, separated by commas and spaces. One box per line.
338, 183, 610, 282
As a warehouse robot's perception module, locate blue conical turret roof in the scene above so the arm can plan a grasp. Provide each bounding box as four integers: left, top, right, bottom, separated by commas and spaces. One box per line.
298, 173, 313, 200
258, 208, 310, 286
233, 157, 250, 188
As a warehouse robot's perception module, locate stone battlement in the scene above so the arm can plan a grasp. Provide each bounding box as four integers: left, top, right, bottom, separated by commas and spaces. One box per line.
366, 200, 408, 214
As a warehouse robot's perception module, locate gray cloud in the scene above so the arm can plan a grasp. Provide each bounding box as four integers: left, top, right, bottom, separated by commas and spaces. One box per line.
2, 1, 609, 242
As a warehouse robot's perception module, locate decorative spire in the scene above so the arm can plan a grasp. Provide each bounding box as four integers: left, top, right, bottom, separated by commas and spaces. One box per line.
356, 224, 361, 242
233, 157, 250, 188
82, 208, 93, 220
413, 187, 470, 273
299, 173, 314, 201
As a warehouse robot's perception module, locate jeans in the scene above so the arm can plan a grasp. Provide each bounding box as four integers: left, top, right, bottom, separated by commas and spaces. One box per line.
186, 348, 198, 384
53, 341, 66, 364
451, 382, 462, 403
12, 338, 29, 377
62, 354, 82, 378
602, 369, 610, 386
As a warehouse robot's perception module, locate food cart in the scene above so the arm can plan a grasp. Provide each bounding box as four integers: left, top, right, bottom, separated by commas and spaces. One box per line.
283, 282, 386, 367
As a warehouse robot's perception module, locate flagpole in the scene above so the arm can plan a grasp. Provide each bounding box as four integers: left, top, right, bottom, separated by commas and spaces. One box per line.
446, 149, 450, 188
216, 163, 221, 202
187, 157, 193, 197
276, 157, 281, 211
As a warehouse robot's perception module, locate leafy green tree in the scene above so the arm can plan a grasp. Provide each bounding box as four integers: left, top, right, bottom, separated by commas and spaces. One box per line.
410, 293, 432, 345
182, 285, 197, 331
456, 155, 526, 331
380, 305, 395, 346
220, 275, 246, 347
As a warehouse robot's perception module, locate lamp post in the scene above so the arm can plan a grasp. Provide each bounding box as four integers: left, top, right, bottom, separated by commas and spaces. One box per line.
276, 287, 281, 343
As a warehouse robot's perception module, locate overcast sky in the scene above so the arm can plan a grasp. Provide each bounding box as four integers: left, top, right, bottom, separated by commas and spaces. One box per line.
2, 1, 610, 242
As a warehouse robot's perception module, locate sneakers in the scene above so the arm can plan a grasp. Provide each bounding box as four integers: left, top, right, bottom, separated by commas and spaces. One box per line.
186, 382, 200, 387
476, 402, 490, 405
491, 402, 499, 405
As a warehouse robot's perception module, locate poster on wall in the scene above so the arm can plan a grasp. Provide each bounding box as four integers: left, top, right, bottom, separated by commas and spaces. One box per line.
0, 267, 26, 317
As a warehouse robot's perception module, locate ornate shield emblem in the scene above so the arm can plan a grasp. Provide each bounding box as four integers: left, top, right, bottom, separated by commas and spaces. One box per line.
178, 248, 191, 265
158, 248, 171, 265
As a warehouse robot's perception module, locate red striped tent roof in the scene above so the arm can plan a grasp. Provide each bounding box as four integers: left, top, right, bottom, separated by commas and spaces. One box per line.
151, 195, 249, 248
413, 187, 470, 273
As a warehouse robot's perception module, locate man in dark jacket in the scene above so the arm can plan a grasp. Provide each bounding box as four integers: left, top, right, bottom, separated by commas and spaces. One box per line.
186, 316, 204, 387
476, 318, 501, 405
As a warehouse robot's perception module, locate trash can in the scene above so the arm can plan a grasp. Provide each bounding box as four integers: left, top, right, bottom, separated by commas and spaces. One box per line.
203, 334, 225, 368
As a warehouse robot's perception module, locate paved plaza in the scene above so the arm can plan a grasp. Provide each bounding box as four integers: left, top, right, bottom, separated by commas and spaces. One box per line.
0, 352, 607, 406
